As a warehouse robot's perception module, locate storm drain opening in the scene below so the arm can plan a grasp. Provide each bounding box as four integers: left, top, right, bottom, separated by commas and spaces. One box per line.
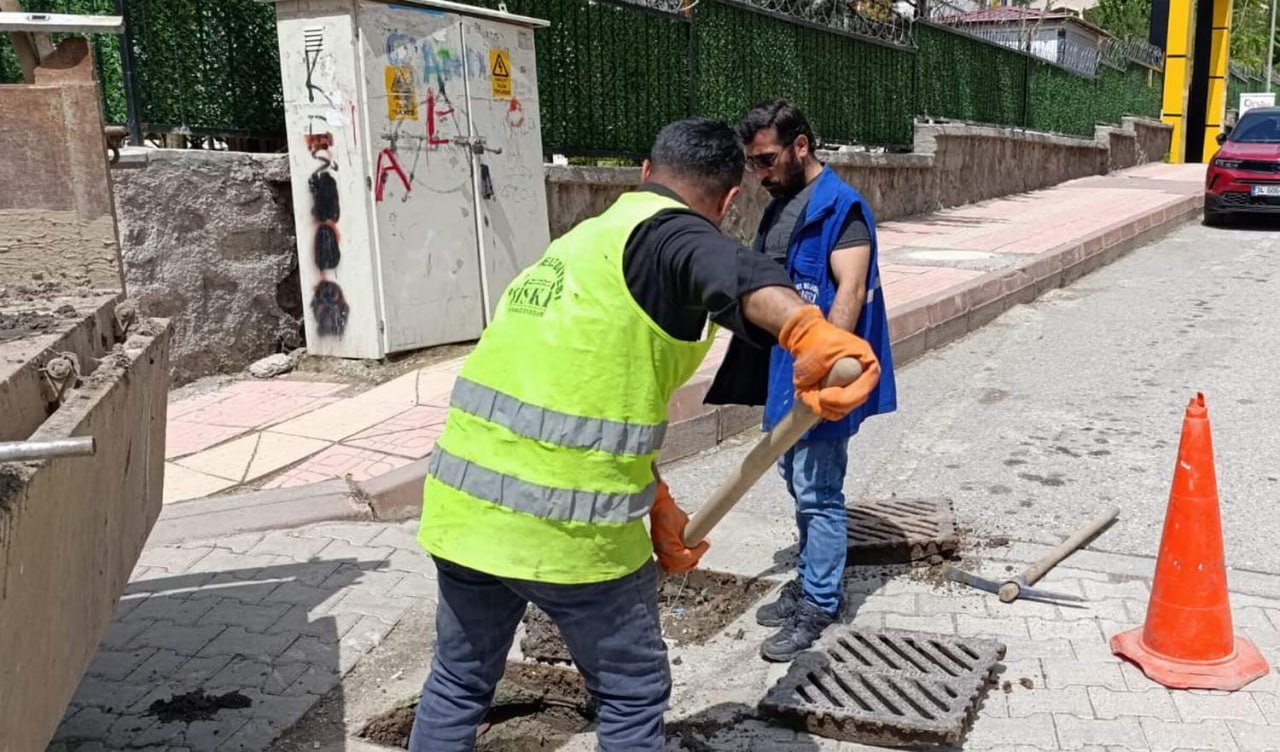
358, 662, 593, 751
759, 627, 1005, 748
847, 497, 959, 565
520, 569, 771, 664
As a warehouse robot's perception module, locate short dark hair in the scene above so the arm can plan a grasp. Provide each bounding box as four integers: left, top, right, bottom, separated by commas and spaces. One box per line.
649, 117, 745, 197
736, 99, 816, 150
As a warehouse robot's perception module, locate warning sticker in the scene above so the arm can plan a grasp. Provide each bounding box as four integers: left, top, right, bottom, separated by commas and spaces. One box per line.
385, 65, 418, 121
490, 48, 512, 99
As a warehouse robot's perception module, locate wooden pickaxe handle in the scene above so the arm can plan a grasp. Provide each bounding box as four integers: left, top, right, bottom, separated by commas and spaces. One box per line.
682, 356, 865, 547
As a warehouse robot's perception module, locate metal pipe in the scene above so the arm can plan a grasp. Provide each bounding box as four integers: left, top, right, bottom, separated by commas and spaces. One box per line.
0, 437, 96, 463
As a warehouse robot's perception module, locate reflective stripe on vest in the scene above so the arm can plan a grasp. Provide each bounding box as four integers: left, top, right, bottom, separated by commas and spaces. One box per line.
451, 377, 667, 456
429, 447, 657, 524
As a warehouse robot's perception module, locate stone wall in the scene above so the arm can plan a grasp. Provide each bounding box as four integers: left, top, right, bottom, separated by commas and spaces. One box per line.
110, 117, 1171, 384
112, 151, 302, 385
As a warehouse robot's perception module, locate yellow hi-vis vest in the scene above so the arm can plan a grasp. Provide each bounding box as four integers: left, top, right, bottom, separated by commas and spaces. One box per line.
417, 190, 716, 584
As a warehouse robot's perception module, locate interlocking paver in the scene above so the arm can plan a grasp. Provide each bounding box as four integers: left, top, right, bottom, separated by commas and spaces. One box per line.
125, 620, 225, 655
955, 614, 1032, 639
1227, 720, 1280, 751
266, 605, 364, 640
330, 588, 418, 625
883, 612, 955, 633
125, 648, 189, 684
962, 712, 1060, 749
1173, 691, 1266, 724
1006, 685, 1093, 719
1054, 714, 1148, 750
916, 592, 990, 616
1249, 692, 1280, 724
136, 544, 214, 574
84, 648, 155, 682
1042, 660, 1128, 691
1025, 616, 1105, 642
1002, 638, 1077, 660
1087, 686, 1178, 721
120, 594, 217, 626
1139, 718, 1239, 752
247, 531, 333, 561
198, 626, 298, 661
98, 619, 154, 651
205, 657, 310, 694
200, 600, 292, 633
388, 573, 437, 599
53, 706, 116, 742
1081, 580, 1152, 601
297, 521, 388, 546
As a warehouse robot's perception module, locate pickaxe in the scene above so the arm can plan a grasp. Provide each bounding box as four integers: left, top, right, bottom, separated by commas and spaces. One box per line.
944, 506, 1120, 605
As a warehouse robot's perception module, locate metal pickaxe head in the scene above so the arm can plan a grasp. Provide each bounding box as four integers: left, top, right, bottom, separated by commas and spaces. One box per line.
944, 565, 1086, 606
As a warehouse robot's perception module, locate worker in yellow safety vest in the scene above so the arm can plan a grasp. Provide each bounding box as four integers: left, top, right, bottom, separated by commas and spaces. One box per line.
409, 117, 881, 752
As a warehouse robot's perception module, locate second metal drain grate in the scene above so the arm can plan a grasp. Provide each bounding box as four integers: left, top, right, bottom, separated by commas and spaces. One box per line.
847, 497, 959, 564
759, 627, 1005, 747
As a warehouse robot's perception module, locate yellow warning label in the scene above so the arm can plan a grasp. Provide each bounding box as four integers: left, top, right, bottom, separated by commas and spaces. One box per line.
490, 48, 512, 99
385, 65, 418, 121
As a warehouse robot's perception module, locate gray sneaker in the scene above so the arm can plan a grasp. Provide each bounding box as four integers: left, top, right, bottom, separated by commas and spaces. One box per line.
760, 599, 836, 663
755, 580, 802, 628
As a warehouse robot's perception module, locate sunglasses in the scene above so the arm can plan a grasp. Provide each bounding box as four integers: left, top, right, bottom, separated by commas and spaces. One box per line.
746, 151, 783, 170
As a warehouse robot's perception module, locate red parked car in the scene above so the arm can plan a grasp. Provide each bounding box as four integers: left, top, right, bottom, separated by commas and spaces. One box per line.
1205, 106, 1280, 225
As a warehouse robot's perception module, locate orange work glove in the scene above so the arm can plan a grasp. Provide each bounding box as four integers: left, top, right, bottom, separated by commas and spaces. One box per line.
778, 305, 882, 421
649, 481, 709, 573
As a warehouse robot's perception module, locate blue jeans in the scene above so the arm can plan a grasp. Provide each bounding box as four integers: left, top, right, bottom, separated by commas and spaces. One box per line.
410, 557, 670, 752
779, 437, 850, 615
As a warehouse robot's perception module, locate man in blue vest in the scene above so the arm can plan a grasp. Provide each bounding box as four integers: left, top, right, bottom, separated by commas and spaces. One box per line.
709, 100, 897, 662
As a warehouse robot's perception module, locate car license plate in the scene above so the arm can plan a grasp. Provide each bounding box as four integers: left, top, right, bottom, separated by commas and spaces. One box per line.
1251, 185, 1280, 197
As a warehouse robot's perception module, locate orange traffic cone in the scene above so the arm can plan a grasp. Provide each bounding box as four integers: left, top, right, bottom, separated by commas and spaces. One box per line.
1111, 393, 1270, 690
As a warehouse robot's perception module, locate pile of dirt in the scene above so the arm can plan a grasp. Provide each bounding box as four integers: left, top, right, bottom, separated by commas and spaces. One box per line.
359, 663, 594, 750
144, 689, 253, 723
657, 569, 772, 644
521, 569, 773, 663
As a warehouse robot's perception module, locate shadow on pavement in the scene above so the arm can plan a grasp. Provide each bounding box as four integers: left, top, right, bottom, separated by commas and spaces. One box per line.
50, 558, 388, 751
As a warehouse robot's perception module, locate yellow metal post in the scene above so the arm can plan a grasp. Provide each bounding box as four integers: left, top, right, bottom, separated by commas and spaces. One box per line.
1162, 0, 1196, 163
1202, 0, 1233, 161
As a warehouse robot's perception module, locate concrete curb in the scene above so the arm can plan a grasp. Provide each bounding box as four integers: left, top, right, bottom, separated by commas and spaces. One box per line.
150, 192, 1203, 541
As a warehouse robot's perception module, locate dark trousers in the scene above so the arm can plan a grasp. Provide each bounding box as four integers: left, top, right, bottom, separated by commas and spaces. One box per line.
409, 557, 671, 751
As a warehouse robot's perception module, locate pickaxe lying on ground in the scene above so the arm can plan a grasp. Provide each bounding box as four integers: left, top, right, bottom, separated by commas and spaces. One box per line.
945, 507, 1120, 606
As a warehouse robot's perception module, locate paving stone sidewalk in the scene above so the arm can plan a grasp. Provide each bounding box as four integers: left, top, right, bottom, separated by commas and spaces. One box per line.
50, 522, 438, 752
54, 519, 1279, 751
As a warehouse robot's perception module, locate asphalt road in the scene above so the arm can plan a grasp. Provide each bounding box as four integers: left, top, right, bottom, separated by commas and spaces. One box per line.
665, 216, 1280, 576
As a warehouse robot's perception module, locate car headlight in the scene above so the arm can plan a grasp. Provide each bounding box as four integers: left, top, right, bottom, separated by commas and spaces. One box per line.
1213, 158, 1244, 169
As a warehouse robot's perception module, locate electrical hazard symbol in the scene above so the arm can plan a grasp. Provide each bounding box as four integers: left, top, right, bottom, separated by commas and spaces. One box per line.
385, 65, 418, 121
490, 48, 512, 100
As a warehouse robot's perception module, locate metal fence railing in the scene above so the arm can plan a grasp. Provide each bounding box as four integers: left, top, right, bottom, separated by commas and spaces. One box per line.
0, 0, 1165, 153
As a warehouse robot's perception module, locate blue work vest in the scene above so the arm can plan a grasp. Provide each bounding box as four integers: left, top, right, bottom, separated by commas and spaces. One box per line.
762, 166, 898, 440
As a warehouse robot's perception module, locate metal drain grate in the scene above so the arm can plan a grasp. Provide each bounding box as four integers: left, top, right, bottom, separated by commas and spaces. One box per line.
847, 497, 959, 565
760, 627, 1005, 747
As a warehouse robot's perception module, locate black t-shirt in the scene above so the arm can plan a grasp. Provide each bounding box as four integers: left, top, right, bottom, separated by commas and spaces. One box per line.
759, 178, 871, 267
621, 184, 795, 345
